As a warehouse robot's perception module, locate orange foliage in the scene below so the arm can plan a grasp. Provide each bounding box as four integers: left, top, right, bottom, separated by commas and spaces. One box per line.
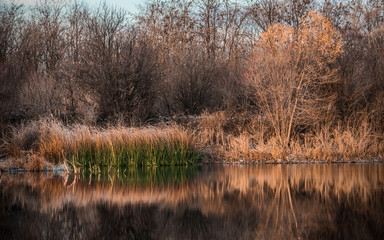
299, 11, 343, 63
259, 11, 343, 63
259, 23, 294, 54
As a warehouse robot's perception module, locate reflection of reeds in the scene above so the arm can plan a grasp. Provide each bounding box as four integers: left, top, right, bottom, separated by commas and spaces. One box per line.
2, 165, 383, 240
2, 164, 383, 214
2, 119, 202, 170
80, 166, 202, 187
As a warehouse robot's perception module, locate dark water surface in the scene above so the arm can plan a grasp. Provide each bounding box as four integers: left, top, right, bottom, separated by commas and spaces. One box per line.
1, 164, 384, 240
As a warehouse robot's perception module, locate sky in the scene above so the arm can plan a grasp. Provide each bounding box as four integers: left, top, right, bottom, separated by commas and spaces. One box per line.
88, 0, 143, 13
1, 0, 143, 13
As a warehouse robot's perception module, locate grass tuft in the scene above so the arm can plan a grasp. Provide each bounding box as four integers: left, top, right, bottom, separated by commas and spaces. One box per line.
2, 119, 203, 171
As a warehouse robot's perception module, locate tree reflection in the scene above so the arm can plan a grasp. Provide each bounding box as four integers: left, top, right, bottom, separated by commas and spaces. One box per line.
1, 164, 384, 239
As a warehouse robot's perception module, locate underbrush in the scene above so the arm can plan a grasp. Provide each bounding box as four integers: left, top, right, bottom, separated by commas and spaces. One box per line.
196, 112, 384, 162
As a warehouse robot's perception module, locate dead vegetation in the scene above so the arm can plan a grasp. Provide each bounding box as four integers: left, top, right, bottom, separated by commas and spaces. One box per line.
1, 119, 202, 171
194, 111, 384, 163
2, 111, 382, 172
1, 1, 384, 169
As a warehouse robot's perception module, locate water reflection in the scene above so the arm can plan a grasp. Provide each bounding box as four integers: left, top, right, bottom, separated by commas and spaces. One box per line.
1, 164, 384, 240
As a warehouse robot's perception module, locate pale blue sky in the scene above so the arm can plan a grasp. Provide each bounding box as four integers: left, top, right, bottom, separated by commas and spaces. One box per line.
2, 0, 143, 13
90, 0, 143, 13
107, 0, 142, 12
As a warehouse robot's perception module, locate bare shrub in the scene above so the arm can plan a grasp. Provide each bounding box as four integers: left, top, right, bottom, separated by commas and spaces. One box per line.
244, 11, 343, 146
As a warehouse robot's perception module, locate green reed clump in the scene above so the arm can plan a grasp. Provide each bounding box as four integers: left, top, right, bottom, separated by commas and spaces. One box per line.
67, 140, 202, 170
64, 129, 203, 171
3, 119, 203, 171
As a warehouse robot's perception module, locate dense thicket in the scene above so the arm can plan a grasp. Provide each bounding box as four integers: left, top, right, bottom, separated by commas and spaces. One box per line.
1, 0, 383, 135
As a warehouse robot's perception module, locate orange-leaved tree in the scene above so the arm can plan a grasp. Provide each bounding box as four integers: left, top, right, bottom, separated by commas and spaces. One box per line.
245, 11, 343, 146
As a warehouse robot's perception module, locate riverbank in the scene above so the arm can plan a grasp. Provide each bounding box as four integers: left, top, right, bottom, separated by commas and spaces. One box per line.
1, 113, 384, 172
2, 159, 384, 174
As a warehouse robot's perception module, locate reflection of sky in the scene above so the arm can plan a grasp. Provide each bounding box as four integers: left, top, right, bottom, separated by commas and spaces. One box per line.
1, 0, 142, 13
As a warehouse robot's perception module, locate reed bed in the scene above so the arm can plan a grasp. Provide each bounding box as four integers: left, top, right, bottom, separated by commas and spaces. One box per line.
2, 119, 203, 170
1, 111, 383, 171
196, 112, 384, 162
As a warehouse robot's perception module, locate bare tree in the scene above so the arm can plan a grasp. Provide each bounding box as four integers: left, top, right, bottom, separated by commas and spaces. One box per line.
32, 0, 66, 73
0, 3, 25, 124
60, 1, 90, 121
247, 0, 284, 32
0, 3, 23, 62
80, 3, 159, 121
284, 0, 314, 27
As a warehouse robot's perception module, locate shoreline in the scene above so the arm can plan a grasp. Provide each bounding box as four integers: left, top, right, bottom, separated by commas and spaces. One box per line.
1, 156, 384, 173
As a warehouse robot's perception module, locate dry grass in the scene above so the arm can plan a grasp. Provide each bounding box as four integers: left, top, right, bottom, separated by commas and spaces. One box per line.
195, 112, 384, 162
1, 110, 383, 171
1, 119, 202, 171
299, 121, 384, 161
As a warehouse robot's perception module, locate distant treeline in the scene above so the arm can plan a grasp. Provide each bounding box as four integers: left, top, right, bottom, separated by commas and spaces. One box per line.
1, 0, 383, 131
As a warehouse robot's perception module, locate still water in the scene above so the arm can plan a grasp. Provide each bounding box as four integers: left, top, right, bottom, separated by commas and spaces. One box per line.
1, 164, 384, 240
